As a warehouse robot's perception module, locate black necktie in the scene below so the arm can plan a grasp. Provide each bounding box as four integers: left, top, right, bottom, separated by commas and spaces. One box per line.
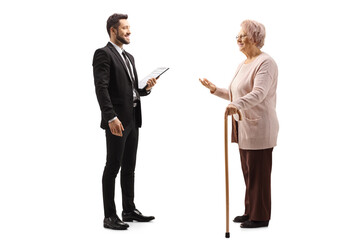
122, 51, 135, 82
122, 51, 139, 101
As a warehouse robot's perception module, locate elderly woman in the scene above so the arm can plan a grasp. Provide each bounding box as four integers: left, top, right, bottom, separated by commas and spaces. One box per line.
199, 20, 279, 228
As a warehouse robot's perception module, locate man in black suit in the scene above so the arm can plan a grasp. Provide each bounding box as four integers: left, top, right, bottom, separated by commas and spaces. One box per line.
93, 13, 157, 230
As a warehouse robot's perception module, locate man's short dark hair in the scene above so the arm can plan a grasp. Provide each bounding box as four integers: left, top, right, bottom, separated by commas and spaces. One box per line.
106, 13, 128, 36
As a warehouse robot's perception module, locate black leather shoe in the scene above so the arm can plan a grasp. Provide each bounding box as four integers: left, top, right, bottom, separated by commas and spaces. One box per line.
240, 220, 269, 228
233, 214, 249, 223
103, 215, 129, 230
122, 209, 155, 222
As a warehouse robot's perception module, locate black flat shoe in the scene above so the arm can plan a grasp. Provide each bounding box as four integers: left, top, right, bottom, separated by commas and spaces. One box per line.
240, 220, 269, 228
103, 215, 129, 230
233, 214, 249, 223
122, 209, 155, 222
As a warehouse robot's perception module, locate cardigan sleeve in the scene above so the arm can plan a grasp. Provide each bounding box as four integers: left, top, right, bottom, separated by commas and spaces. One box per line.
212, 87, 230, 100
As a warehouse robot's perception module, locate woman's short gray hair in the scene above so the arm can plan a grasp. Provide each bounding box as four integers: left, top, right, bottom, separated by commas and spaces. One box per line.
241, 20, 266, 49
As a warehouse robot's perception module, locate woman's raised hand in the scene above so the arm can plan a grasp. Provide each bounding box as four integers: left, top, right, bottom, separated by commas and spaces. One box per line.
199, 78, 216, 92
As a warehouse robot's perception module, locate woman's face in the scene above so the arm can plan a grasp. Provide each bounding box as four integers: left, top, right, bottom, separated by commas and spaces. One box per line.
237, 27, 255, 53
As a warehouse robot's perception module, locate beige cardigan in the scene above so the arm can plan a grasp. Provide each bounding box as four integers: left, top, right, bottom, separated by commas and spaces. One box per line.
213, 52, 279, 150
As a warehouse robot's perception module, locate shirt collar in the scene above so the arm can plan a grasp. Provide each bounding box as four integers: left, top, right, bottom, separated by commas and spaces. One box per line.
109, 41, 125, 55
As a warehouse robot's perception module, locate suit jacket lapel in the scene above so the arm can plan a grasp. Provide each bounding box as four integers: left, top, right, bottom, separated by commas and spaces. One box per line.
106, 43, 133, 83
123, 50, 138, 87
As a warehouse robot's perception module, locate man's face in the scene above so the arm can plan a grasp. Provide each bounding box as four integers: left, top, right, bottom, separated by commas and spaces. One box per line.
113, 19, 131, 45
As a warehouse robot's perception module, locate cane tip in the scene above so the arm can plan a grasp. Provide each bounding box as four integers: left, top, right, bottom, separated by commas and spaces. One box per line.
225, 232, 230, 238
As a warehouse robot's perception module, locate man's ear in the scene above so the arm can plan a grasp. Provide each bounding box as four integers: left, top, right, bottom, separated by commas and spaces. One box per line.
110, 27, 117, 36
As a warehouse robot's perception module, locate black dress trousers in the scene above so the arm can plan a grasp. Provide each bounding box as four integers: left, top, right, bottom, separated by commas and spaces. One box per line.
102, 113, 139, 218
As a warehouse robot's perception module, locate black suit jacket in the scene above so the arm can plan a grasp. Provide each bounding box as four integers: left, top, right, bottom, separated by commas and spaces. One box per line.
93, 42, 150, 129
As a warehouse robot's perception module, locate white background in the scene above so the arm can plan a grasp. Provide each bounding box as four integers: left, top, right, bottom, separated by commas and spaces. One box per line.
1, 0, 360, 239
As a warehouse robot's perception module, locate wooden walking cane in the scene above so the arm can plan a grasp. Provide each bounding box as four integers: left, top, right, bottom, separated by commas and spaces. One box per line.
224, 109, 241, 238
224, 111, 230, 238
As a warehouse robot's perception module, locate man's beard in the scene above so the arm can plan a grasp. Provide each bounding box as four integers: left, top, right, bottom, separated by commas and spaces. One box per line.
116, 33, 130, 45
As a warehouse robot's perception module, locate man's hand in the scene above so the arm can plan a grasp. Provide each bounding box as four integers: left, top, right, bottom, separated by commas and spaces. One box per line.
109, 118, 124, 137
146, 77, 157, 91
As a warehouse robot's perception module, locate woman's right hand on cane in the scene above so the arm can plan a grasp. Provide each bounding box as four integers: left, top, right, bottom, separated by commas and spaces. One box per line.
199, 78, 216, 92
